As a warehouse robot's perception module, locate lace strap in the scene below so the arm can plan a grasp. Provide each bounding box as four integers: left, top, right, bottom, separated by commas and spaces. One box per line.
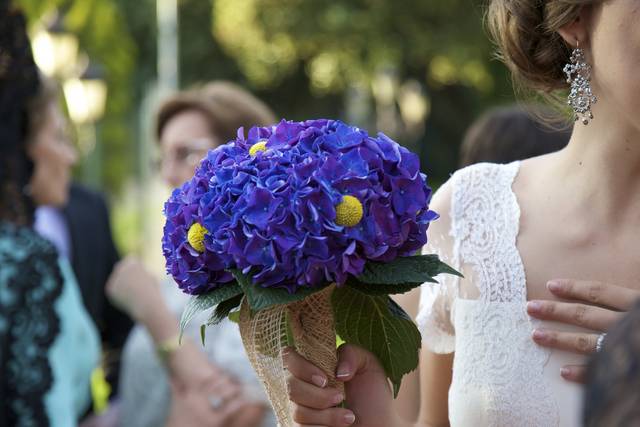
449, 162, 525, 303
0, 222, 63, 427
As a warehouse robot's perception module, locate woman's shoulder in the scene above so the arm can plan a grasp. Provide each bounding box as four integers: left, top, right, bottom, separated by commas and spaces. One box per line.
449, 161, 521, 191
430, 162, 521, 226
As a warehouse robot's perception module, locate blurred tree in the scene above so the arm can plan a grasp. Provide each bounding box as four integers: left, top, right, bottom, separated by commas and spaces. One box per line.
213, 0, 495, 94
18, 0, 517, 192
211, 0, 516, 178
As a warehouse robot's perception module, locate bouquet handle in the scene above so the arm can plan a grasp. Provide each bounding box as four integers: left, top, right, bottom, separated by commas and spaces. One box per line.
239, 284, 342, 427
288, 285, 344, 392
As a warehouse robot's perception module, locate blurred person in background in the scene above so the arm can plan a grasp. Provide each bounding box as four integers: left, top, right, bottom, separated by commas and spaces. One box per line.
0, 2, 100, 426
106, 81, 278, 427
393, 103, 571, 423
458, 104, 571, 168
35, 182, 134, 423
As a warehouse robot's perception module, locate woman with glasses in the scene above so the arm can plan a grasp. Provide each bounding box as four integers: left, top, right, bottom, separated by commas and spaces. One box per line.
105, 81, 278, 427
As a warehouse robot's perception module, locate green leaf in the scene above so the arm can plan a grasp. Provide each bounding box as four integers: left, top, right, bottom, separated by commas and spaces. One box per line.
357, 254, 462, 287
284, 310, 295, 347
207, 294, 244, 326
228, 310, 241, 324
332, 286, 421, 398
346, 276, 423, 296
231, 269, 326, 311
200, 324, 206, 346
179, 282, 243, 342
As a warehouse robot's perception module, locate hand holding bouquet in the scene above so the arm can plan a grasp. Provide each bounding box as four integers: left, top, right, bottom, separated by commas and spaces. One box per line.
163, 119, 460, 426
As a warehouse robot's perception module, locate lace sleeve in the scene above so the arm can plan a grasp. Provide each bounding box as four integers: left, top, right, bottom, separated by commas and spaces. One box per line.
416, 180, 460, 354
0, 222, 63, 427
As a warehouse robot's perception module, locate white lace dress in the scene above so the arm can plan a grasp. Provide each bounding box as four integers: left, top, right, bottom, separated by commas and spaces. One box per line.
417, 162, 585, 427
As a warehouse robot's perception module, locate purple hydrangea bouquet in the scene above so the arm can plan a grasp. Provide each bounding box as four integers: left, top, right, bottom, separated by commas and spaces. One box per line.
163, 119, 460, 425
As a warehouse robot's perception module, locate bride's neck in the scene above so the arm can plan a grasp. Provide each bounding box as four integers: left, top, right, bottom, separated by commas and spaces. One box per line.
554, 98, 640, 217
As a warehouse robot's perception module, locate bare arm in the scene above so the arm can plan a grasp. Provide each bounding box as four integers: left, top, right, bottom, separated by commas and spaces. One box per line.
392, 347, 454, 427
106, 257, 218, 383
417, 349, 453, 427
392, 287, 422, 423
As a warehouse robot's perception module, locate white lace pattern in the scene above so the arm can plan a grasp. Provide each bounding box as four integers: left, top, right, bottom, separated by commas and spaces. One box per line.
419, 162, 560, 427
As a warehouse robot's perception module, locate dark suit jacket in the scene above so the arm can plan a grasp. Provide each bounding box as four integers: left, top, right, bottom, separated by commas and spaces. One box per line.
63, 183, 133, 394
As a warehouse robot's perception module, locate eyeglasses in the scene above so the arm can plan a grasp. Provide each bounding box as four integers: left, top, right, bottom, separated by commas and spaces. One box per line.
153, 138, 214, 171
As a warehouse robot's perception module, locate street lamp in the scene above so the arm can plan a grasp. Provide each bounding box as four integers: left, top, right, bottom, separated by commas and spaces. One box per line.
31, 14, 79, 78
63, 63, 108, 125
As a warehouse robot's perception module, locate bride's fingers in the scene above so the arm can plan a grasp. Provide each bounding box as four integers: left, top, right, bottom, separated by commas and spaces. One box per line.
532, 329, 599, 354
560, 365, 588, 384
335, 344, 386, 382
287, 376, 344, 409
283, 347, 329, 388
527, 300, 621, 331
292, 404, 356, 427
546, 279, 640, 311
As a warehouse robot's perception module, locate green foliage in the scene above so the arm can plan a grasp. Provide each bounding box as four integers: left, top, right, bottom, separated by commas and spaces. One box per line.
179, 282, 243, 340
228, 310, 241, 324
346, 276, 422, 296
210, 0, 515, 183
332, 286, 421, 397
232, 269, 326, 312
283, 310, 295, 347
200, 323, 206, 346
208, 294, 244, 326
345, 254, 461, 295
360, 253, 460, 285
212, 0, 494, 93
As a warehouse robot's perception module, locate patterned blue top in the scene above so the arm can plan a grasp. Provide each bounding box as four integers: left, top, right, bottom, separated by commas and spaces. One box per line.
0, 222, 100, 427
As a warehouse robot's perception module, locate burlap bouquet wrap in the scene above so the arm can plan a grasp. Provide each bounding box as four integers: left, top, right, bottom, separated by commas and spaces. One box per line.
239, 285, 343, 426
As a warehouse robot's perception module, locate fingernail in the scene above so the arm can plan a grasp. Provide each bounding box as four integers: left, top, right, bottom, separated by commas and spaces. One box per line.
332, 393, 344, 405
336, 365, 350, 378
547, 281, 562, 292
560, 367, 571, 378
527, 301, 542, 313
311, 375, 327, 388
343, 412, 356, 424
532, 329, 547, 341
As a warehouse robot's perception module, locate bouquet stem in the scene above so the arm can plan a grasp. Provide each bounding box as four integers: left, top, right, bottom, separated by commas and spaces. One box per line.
238, 284, 342, 427
287, 285, 343, 392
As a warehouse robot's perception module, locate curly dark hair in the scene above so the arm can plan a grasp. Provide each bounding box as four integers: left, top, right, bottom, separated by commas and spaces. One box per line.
0, 0, 41, 225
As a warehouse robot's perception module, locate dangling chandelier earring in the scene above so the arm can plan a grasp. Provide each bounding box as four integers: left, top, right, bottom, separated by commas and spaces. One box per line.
563, 40, 597, 125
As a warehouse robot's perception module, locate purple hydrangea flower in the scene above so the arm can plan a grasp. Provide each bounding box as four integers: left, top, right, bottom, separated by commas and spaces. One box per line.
162, 119, 438, 295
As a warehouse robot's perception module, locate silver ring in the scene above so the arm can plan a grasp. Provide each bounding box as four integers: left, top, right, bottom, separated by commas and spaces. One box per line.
595, 333, 607, 353
208, 395, 224, 409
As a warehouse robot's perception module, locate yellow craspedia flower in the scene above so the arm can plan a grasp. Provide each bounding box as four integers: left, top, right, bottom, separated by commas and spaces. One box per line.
249, 140, 268, 156
335, 195, 363, 227
187, 223, 208, 253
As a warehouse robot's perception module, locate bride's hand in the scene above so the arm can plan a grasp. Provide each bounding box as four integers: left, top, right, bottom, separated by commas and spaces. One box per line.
526, 279, 640, 383
283, 344, 399, 427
